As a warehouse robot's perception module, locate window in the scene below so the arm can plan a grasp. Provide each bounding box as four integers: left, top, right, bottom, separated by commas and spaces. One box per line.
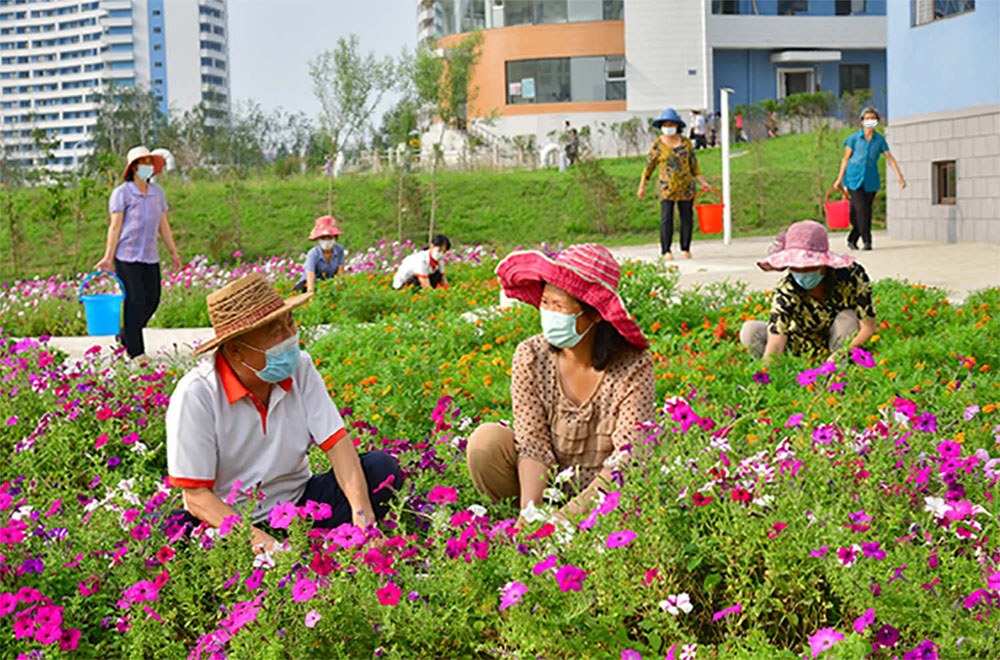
933, 160, 956, 204
778, 0, 808, 14
501, 0, 622, 28
914, 0, 974, 26
506, 55, 626, 104
712, 0, 739, 13
777, 68, 813, 98
153, 27, 161, 34
154, 44, 161, 51
835, 0, 866, 14
839, 64, 869, 94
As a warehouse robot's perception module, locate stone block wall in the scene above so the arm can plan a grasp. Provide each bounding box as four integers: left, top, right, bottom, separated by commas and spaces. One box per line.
886, 104, 1000, 243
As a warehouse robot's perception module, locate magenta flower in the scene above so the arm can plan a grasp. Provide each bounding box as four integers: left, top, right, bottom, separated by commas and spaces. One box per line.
292, 576, 317, 603
987, 572, 1000, 590
796, 369, 818, 386
712, 602, 741, 622
671, 403, 699, 433
786, 413, 805, 428
963, 404, 980, 421
243, 569, 264, 592
853, 607, 875, 633
850, 348, 875, 368
914, 412, 937, 433
873, 624, 900, 648
499, 581, 527, 611
377, 581, 402, 606
268, 501, 298, 529
554, 565, 588, 592
752, 371, 770, 384
860, 542, 886, 560
304, 609, 322, 628
533, 555, 557, 575
902, 639, 939, 660
59, 628, 81, 652
836, 545, 859, 567
817, 360, 836, 375
810, 545, 828, 558
621, 651, 642, 660
808, 628, 844, 658
767, 522, 787, 539
427, 485, 458, 504
597, 491, 621, 515
936, 440, 961, 459
606, 530, 637, 548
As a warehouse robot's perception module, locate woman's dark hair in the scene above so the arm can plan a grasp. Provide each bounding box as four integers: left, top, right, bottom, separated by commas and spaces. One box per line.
547, 297, 636, 371
431, 234, 451, 251
124, 162, 135, 182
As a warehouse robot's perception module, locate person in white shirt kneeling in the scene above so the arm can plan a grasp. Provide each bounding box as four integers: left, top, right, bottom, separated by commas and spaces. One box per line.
163, 272, 403, 552
392, 234, 451, 290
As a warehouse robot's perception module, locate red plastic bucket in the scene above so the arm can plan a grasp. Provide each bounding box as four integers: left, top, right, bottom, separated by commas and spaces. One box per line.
824, 188, 850, 230
695, 187, 724, 234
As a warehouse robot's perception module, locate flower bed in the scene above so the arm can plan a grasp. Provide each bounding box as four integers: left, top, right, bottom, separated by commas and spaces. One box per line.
1, 250, 998, 659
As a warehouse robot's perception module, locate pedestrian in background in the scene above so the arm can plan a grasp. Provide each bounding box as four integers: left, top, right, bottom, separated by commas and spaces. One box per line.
637, 108, 711, 262
833, 106, 907, 251
94, 146, 181, 360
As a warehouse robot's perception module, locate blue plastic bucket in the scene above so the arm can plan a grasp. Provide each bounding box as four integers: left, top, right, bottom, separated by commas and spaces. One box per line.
78, 271, 125, 336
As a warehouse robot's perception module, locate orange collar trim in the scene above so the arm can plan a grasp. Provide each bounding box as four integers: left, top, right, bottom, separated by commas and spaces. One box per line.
215, 351, 292, 404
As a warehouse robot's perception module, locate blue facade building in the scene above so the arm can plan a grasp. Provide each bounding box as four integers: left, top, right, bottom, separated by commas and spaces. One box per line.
885, 0, 999, 243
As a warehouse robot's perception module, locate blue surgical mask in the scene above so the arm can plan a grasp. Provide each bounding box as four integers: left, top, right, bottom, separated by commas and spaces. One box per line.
540, 308, 593, 349
661, 126, 677, 136
238, 332, 300, 383
135, 164, 154, 180
791, 270, 824, 290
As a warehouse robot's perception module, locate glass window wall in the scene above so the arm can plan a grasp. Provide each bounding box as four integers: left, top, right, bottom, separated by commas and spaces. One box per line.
505, 55, 625, 105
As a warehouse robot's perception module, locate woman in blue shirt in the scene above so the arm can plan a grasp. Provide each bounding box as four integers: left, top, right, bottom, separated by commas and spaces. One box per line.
833, 106, 907, 251
293, 215, 346, 293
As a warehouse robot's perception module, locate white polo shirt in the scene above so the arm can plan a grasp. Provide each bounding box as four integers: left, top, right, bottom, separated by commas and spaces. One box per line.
392, 249, 444, 289
166, 350, 347, 523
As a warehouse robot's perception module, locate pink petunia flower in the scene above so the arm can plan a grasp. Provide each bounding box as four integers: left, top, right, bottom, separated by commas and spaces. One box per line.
533, 555, 557, 575
427, 485, 458, 504
808, 628, 844, 658
712, 602, 741, 622
304, 609, 322, 628
767, 522, 787, 539
605, 530, 637, 548
292, 577, 317, 603
268, 501, 298, 529
376, 581, 402, 606
554, 565, 588, 592
499, 581, 527, 611
621, 650, 642, 660
853, 608, 875, 634
850, 348, 875, 368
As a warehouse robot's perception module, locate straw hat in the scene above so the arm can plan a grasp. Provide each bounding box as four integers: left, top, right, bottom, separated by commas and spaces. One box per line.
496, 244, 648, 350
122, 146, 166, 181
308, 215, 343, 240
756, 220, 855, 272
194, 273, 312, 355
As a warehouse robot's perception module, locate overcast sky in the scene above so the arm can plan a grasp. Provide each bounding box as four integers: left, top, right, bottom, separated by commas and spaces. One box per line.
228, 0, 417, 121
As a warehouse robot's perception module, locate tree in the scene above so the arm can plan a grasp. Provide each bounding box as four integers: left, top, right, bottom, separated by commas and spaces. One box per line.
411, 31, 484, 242
88, 85, 167, 162
309, 35, 397, 213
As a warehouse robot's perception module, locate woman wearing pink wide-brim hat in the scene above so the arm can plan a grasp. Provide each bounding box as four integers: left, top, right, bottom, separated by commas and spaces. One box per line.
465, 244, 655, 527
740, 220, 879, 361
292, 215, 345, 293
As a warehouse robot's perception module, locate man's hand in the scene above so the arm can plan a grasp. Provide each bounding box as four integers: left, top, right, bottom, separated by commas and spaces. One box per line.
250, 527, 278, 555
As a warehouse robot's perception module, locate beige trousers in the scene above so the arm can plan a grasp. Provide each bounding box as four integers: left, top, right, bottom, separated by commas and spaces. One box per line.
466, 423, 520, 502
739, 309, 859, 358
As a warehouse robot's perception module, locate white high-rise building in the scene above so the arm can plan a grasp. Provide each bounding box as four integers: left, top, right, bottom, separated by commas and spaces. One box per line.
0, 0, 229, 171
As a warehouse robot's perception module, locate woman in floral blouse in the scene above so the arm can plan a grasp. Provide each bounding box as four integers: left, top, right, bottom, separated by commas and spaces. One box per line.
638, 108, 711, 261
740, 220, 878, 360
466, 244, 655, 525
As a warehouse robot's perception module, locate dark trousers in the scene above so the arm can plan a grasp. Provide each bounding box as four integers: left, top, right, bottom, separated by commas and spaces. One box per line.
114, 259, 161, 358
400, 271, 443, 289
660, 199, 694, 254
847, 188, 876, 248
162, 451, 404, 538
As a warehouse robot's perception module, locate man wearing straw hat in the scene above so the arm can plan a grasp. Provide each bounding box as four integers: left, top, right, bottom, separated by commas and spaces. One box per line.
164, 273, 403, 551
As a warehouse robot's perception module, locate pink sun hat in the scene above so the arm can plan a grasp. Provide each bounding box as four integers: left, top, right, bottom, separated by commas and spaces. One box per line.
308, 215, 343, 240
496, 243, 648, 350
756, 220, 855, 272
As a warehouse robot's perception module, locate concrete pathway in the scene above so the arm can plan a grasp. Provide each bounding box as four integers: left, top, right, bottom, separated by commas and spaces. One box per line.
44, 231, 999, 361
609, 230, 1000, 302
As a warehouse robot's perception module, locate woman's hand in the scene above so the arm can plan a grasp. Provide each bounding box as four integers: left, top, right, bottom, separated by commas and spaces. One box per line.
833, 178, 845, 193
250, 528, 278, 554
94, 257, 114, 273
897, 176, 907, 189
636, 184, 645, 200
170, 252, 183, 272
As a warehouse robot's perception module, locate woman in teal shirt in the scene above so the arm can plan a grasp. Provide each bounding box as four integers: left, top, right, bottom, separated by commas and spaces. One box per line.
833, 106, 907, 251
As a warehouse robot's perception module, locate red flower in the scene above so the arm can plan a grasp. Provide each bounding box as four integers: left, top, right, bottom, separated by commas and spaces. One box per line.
155, 546, 175, 563
692, 493, 714, 507
525, 523, 555, 540
730, 489, 752, 503
767, 522, 787, 539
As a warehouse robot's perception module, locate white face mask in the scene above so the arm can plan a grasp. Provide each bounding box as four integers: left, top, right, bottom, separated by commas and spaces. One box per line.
661, 126, 678, 136
318, 238, 336, 250
862, 119, 878, 129
430, 248, 443, 261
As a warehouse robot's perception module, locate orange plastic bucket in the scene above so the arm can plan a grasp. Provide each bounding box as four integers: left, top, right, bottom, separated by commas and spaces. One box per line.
695, 187, 724, 234
824, 188, 851, 230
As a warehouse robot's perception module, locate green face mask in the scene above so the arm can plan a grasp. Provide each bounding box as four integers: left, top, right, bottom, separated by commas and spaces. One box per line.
791, 270, 823, 290
540, 308, 593, 349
